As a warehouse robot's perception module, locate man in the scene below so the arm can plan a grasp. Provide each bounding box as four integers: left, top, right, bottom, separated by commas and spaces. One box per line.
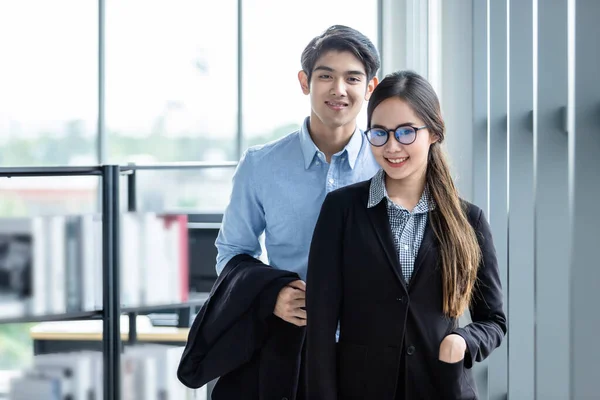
216, 24, 381, 326
178, 25, 381, 399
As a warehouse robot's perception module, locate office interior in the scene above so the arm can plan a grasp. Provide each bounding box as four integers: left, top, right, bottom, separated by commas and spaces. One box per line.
0, 0, 598, 399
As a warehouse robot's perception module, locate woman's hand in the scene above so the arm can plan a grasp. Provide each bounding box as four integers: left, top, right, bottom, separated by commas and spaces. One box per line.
438, 334, 467, 363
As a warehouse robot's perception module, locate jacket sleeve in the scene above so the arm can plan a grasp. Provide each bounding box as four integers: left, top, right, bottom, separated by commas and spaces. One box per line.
177, 255, 297, 388
215, 149, 266, 274
452, 208, 508, 368
305, 191, 345, 399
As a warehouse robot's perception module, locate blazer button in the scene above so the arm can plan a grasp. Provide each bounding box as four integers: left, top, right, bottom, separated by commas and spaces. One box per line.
407, 345, 415, 355
396, 297, 405, 303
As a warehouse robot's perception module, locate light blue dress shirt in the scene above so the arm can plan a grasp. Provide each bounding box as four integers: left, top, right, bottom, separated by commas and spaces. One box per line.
215, 117, 381, 279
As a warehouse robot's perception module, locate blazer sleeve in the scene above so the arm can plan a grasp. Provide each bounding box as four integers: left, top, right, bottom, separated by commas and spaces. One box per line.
452, 208, 508, 368
305, 191, 345, 400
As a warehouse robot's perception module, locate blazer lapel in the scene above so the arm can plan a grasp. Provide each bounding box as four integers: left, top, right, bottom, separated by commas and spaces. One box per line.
366, 200, 407, 291
410, 216, 437, 285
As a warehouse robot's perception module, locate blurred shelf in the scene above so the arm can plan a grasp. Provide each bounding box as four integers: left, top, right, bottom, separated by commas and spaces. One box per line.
188, 222, 221, 229
0, 310, 103, 325
0, 166, 104, 177
188, 213, 223, 223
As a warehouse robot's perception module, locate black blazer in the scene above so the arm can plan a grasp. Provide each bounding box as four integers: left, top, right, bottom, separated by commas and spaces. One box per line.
178, 254, 306, 400
305, 180, 507, 400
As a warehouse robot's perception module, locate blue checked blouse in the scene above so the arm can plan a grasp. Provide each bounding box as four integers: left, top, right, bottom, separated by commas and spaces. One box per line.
367, 169, 433, 283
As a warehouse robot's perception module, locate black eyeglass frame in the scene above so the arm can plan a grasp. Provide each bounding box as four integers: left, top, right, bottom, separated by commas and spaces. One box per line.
363, 124, 428, 146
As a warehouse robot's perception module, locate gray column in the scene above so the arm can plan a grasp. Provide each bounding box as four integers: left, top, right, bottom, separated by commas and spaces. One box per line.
404, 0, 429, 76
379, 0, 430, 79
473, 0, 488, 212
379, 0, 408, 76
568, 0, 600, 398
507, 0, 535, 398
487, 0, 508, 398
441, 0, 474, 201
534, 0, 570, 398
472, 1, 490, 394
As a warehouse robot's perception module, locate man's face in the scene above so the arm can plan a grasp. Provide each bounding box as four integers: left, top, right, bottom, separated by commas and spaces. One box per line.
299, 50, 376, 131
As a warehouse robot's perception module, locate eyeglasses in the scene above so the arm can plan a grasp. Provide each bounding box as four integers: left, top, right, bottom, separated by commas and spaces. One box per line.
364, 125, 428, 147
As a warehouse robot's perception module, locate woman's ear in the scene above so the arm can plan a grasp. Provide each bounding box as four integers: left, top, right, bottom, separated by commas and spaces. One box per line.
427, 142, 438, 161
429, 133, 440, 145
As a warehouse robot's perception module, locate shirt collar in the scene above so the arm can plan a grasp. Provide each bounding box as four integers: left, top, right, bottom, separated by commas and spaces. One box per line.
367, 169, 387, 208
367, 168, 433, 214
299, 116, 363, 170
344, 123, 363, 170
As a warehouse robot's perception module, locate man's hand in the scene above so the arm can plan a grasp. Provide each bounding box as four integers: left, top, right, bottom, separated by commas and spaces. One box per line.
438, 334, 467, 363
274, 280, 307, 327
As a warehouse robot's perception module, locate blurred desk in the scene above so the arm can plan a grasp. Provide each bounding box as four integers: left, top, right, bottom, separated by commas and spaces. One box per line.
31, 329, 190, 343
30, 316, 190, 355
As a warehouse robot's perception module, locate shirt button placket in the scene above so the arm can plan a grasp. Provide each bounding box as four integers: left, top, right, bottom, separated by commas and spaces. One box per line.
327, 161, 336, 190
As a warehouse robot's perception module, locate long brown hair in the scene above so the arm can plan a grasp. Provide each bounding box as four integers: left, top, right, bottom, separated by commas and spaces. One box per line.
367, 70, 481, 318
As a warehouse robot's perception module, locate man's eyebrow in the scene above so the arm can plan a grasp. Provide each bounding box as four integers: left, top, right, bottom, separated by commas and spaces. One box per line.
313, 65, 366, 76
313, 66, 334, 73
345, 70, 366, 76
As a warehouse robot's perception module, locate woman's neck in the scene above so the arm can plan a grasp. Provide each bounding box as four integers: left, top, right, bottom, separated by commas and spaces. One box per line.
385, 170, 427, 212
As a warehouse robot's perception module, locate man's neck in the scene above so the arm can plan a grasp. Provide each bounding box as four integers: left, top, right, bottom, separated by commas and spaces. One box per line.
308, 116, 356, 162
385, 170, 427, 212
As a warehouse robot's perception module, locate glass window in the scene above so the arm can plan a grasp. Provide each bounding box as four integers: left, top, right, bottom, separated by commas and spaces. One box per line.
0, 1, 98, 374
0, 1, 98, 168
131, 168, 235, 213
242, 0, 379, 150
106, 0, 239, 164
0, 0, 98, 217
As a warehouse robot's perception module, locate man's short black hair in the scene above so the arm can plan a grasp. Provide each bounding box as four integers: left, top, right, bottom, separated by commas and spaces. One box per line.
301, 25, 381, 83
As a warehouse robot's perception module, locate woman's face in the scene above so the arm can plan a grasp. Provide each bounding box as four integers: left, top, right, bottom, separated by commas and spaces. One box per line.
368, 97, 437, 182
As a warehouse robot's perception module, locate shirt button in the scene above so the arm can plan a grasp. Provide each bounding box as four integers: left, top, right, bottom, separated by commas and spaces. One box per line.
316, 161, 320, 166
404, 245, 409, 250
329, 178, 334, 184
407, 346, 415, 356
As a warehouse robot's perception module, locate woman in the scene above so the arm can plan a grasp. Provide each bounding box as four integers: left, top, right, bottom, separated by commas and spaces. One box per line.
305, 70, 506, 400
